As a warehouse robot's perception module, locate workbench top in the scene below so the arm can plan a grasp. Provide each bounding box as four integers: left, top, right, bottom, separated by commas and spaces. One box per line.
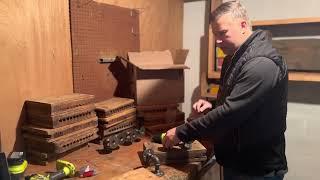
25, 137, 203, 179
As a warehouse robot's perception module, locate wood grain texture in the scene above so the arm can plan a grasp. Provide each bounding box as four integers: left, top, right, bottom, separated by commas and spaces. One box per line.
272, 39, 320, 71
252, 17, 320, 26
94, 0, 183, 51
0, 0, 73, 153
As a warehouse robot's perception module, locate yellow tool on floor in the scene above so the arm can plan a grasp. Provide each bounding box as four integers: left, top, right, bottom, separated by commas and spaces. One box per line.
27, 160, 75, 180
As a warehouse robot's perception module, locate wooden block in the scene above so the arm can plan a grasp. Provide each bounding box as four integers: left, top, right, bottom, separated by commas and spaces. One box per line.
99, 116, 137, 137
143, 141, 207, 164
22, 116, 98, 139
24, 127, 98, 153
95, 97, 135, 117
28, 105, 96, 128
137, 104, 178, 116
26, 144, 88, 166
98, 107, 136, 124
26, 93, 95, 116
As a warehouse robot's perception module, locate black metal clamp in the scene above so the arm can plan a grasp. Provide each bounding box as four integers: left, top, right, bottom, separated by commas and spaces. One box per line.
142, 149, 164, 177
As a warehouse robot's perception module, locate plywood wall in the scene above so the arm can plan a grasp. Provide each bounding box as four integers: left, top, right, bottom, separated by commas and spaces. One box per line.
0, 0, 183, 153
95, 0, 183, 51
0, 0, 73, 153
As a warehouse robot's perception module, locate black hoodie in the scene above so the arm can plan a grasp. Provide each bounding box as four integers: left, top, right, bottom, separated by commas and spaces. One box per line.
176, 30, 288, 176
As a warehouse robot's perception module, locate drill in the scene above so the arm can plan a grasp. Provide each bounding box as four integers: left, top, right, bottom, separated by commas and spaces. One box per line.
151, 133, 192, 149
27, 160, 75, 180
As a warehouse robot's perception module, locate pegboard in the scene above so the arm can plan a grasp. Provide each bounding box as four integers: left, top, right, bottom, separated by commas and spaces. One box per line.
70, 0, 140, 102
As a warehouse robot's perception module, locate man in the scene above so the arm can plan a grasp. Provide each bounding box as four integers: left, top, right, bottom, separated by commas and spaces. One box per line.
163, 1, 288, 179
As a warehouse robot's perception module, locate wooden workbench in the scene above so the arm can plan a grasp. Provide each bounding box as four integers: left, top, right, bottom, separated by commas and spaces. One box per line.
25, 137, 217, 179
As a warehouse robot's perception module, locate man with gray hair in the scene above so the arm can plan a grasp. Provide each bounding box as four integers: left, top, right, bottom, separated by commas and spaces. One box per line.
163, 1, 288, 179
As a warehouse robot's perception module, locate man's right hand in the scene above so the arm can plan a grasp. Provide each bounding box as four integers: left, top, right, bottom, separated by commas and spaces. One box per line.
193, 99, 212, 113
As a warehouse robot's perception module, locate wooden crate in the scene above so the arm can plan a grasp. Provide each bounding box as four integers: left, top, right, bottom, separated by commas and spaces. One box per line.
22, 116, 98, 139
27, 105, 96, 128
26, 93, 95, 116
24, 127, 98, 154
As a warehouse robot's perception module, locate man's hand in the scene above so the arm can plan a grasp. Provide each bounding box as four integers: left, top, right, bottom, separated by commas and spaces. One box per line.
162, 127, 181, 149
193, 99, 212, 113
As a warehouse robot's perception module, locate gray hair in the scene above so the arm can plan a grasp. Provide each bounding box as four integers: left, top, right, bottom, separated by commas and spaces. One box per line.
210, 1, 251, 26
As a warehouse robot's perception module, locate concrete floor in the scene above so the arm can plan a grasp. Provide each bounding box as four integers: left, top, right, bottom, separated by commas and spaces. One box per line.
285, 81, 320, 180
285, 102, 320, 180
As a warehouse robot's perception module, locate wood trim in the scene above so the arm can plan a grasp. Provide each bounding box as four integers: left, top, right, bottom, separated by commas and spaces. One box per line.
289, 72, 320, 82
207, 0, 222, 80
252, 17, 320, 26
202, 0, 222, 98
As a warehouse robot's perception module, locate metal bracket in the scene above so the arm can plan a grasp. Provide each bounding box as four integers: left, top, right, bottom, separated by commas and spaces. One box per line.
98, 57, 116, 64
142, 149, 164, 177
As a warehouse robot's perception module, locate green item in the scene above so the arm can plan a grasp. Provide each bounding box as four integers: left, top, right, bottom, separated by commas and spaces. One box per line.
8, 160, 27, 174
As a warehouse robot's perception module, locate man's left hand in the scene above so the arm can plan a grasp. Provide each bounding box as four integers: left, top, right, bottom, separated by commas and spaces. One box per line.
162, 127, 181, 149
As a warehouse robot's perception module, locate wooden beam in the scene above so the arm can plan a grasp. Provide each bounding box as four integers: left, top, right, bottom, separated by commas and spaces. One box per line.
252, 17, 320, 26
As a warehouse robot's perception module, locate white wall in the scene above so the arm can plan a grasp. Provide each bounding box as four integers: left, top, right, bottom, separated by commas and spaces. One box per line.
182, 0, 208, 117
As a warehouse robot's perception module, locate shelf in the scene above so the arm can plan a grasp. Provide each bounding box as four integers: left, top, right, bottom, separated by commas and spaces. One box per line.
252, 17, 320, 26
289, 72, 320, 82
208, 71, 221, 79
209, 71, 320, 82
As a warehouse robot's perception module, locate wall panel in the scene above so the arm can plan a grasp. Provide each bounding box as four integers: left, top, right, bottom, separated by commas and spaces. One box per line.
0, 0, 73, 153
95, 0, 183, 51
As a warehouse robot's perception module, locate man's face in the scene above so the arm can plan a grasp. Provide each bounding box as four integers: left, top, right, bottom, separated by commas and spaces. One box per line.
211, 13, 246, 55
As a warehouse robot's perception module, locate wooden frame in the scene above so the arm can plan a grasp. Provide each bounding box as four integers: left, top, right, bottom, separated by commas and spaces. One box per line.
200, 0, 222, 98
207, 0, 222, 80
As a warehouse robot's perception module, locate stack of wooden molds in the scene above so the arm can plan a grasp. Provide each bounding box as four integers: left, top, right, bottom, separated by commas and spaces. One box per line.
95, 97, 137, 143
22, 93, 98, 165
138, 104, 185, 135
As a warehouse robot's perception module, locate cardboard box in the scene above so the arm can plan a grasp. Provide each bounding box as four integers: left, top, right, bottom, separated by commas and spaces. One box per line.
128, 50, 189, 106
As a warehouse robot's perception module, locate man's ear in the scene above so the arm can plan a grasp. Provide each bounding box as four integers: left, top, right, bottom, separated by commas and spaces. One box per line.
240, 21, 248, 29
240, 21, 248, 34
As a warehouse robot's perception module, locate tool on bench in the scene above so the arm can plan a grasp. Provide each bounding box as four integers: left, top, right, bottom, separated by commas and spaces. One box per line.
151, 132, 193, 150
27, 160, 75, 180
143, 139, 207, 177
142, 149, 164, 177
7, 152, 28, 180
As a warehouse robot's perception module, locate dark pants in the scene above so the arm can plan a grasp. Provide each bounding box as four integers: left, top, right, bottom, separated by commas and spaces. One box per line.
223, 168, 285, 180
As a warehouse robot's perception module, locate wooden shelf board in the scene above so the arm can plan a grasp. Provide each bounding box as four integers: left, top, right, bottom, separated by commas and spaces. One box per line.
252, 17, 320, 26
202, 92, 218, 99
289, 72, 320, 82
208, 71, 320, 82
